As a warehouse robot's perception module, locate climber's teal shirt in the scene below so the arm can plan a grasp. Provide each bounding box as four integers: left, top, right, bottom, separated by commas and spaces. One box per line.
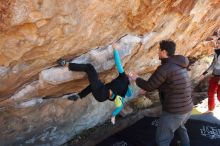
111, 48, 133, 117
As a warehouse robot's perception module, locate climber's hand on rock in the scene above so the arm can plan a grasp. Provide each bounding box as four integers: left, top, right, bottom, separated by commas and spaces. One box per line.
112, 42, 120, 50
111, 116, 116, 125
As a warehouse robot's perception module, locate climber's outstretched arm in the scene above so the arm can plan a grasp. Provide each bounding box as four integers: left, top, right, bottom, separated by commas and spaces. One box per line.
113, 44, 124, 74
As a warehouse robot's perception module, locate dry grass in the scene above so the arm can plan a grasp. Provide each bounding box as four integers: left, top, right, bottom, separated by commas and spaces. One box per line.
130, 96, 153, 109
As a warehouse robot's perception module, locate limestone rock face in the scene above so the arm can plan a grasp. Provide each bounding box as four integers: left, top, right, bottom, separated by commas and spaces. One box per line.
0, 0, 220, 145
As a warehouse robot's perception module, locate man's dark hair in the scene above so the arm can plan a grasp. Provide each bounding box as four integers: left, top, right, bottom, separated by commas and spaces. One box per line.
159, 40, 176, 56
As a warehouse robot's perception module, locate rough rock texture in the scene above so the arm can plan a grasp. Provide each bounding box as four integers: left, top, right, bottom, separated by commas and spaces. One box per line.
0, 0, 220, 145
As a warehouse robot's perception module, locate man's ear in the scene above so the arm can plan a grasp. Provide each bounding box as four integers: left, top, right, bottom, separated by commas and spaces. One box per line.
163, 50, 168, 57
161, 50, 165, 55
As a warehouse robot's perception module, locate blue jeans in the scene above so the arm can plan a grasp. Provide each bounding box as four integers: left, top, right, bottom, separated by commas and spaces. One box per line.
156, 111, 191, 146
